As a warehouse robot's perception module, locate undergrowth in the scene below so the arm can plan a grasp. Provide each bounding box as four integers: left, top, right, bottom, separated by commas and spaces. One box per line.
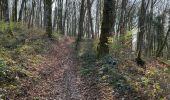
0, 21, 57, 99
79, 37, 170, 100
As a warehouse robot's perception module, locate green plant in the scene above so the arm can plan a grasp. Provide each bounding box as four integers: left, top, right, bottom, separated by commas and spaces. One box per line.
80, 67, 93, 76
0, 21, 8, 32
0, 59, 9, 77
0, 58, 16, 84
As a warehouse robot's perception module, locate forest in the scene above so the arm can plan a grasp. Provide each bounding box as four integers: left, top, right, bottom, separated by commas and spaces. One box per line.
0, 0, 170, 99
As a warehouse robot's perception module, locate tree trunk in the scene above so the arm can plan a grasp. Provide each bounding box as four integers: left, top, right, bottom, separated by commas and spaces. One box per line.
75, 0, 86, 50
62, 0, 68, 35
18, 0, 26, 22
156, 25, 170, 57
118, 0, 128, 43
2, 0, 9, 22
87, 0, 94, 39
58, 0, 63, 34
77, 0, 86, 42
0, 0, 1, 20
12, 0, 18, 22
44, 0, 52, 39
98, 0, 116, 57
136, 0, 147, 60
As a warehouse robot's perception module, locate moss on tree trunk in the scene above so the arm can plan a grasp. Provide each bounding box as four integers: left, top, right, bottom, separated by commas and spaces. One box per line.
98, 0, 115, 57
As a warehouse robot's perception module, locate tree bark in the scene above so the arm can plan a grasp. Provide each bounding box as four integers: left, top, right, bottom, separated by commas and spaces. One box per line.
12, 0, 18, 22
75, 0, 86, 50
62, 0, 68, 35
87, 0, 94, 39
18, 0, 26, 22
58, 0, 63, 34
156, 25, 170, 57
98, 0, 116, 57
44, 0, 52, 39
136, 0, 147, 60
2, 0, 9, 22
118, 0, 128, 42
77, 0, 86, 42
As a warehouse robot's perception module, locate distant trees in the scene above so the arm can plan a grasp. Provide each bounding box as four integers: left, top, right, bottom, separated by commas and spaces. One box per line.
0, 0, 169, 59
95, 0, 170, 59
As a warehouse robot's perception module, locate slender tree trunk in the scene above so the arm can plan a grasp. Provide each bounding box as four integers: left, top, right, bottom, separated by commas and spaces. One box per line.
77, 0, 86, 42
53, 1, 58, 30
3, 0, 9, 22
75, 0, 86, 50
87, 0, 94, 39
18, 0, 26, 22
12, 0, 18, 22
40, 0, 43, 27
62, 0, 68, 35
95, 0, 99, 37
136, 0, 147, 61
58, 0, 63, 34
156, 25, 170, 57
31, 1, 35, 27
0, 0, 2, 21
118, 0, 128, 43
146, 0, 155, 56
44, 0, 52, 38
23, 1, 27, 23
73, 1, 77, 36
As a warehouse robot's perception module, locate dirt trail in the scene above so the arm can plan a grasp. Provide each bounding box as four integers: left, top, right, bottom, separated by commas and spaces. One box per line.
19, 38, 84, 100
17, 38, 115, 100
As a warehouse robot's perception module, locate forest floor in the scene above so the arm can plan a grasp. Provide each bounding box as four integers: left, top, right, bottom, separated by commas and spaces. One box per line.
16, 37, 113, 100
17, 37, 84, 99
1, 33, 170, 99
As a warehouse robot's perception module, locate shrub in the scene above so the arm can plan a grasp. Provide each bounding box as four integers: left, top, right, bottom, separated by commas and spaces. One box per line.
0, 58, 16, 84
